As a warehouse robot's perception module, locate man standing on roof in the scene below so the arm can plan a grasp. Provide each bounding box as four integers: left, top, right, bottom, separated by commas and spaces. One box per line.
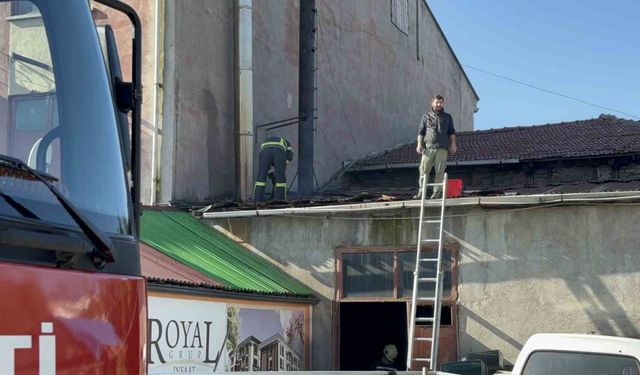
253, 136, 294, 201
414, 94, 457, 199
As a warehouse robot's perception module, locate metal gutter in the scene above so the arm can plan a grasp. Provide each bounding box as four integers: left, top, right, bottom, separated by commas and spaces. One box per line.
148, 280, 319, 304
201, 191, 640, 219
350, 158, 521, 171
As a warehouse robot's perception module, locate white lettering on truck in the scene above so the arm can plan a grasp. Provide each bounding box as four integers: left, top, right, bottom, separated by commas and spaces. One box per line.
0, 322, 56, 375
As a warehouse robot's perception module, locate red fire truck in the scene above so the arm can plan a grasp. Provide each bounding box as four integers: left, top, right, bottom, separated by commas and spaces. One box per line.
0, 0, 146, 373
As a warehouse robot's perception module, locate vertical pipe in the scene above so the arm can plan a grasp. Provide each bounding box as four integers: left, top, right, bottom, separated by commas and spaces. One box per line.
416, 0, 420, 60
150, 0, 161, 205
236, 0, 254, 200
298, 0, 316, 196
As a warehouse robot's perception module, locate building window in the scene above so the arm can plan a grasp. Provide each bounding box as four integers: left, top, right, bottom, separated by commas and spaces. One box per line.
342, 252, 394, 298
280, 358, 284, 369
338, 247, 457, 301
13, 95, 50, 132
391, 0, 409, 35
399, 250, 453, 298
11, 1, 37, 16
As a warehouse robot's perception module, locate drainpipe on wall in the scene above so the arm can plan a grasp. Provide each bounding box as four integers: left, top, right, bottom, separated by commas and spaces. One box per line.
298, 0, 317, 197
235, 0, 253, 200
150, 0, 164, 205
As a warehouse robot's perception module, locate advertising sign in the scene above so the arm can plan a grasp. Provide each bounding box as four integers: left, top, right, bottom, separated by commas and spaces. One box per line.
148, 296, 228, 374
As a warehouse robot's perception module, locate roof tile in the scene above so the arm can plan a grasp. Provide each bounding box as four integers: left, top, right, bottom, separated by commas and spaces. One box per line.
355, 115, 640, 167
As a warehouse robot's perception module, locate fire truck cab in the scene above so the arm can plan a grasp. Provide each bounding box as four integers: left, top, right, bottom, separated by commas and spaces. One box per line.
0, 0, 146, 373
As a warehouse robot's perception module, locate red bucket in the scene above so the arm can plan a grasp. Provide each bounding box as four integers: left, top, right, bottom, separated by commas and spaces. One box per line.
446, 179, 463, 198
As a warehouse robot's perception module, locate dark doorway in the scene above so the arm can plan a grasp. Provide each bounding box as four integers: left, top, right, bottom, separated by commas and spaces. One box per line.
339, 302, 408, 371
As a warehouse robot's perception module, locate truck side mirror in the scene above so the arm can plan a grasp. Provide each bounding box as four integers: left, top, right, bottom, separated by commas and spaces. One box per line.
96, 24, 132, 171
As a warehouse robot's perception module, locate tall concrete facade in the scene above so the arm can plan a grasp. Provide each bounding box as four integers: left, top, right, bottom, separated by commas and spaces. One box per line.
160, 1, 237, 202
204, 202, 640, 368
99, 0, 478, 204
253, 0, 478, 192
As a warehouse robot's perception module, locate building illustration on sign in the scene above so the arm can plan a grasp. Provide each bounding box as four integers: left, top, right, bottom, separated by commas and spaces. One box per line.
228, 307, 304, 372
230, 334, 301, 372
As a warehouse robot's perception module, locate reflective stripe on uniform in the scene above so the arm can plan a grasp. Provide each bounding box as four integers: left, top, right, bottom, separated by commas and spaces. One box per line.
255, 181, 266, 186
275, 183, 287, 188
261, 138, 287, 151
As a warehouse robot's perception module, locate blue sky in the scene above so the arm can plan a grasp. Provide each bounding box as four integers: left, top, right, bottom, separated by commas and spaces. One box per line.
428, 0, 640, 130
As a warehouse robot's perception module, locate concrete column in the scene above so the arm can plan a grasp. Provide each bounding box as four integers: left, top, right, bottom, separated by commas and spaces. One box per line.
236, 0, 253, 200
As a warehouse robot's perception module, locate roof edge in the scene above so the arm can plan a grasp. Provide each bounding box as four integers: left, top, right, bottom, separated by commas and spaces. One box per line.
350, 158, 521, 171
148, 279, 319, 304
202, 191, 640, 218
349, 150, 640, 172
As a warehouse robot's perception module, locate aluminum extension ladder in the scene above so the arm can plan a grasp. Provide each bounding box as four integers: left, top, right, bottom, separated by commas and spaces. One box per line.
406, 173, 448, 371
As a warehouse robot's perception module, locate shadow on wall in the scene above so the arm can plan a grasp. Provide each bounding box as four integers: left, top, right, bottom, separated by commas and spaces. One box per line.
203, 89, 221, 200
458, 305, 521, 366
447, 205, 640, 357
563, 276, 640, 338
211, 219, 335, 296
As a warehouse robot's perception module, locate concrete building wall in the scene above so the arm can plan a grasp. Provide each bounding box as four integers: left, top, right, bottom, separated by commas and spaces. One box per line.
206, 203, 640, 367
252, 0, 478, 190
161, 0, 236, 202
88, 0, 480, 204
109, 0, 477, 203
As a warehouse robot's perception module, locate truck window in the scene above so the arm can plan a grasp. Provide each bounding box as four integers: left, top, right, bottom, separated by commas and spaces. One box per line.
0, 0, 131, 235
523, 350, 640, 375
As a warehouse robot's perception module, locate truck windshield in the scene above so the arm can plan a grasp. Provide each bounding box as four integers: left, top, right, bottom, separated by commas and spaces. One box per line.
0, 0, 131, 234
523, 350, 640, 375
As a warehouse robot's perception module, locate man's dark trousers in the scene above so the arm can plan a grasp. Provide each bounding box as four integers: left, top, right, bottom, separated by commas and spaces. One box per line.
254, 146, 287, 201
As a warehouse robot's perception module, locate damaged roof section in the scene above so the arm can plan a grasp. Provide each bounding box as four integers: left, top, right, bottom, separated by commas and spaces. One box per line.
192, 115, 640, 213
353, 114, 640, 169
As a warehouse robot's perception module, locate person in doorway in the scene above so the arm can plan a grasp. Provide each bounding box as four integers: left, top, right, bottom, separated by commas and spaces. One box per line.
253, 136, 294, 201
370, 344, 402, 371
414, 94, 457, 199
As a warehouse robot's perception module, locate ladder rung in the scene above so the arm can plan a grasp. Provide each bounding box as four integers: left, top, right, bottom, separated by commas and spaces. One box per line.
414, 358, 432, 362
415, 317, 435, 322
421, 239, 439, 243
423, 220, 441, 224
420, 258, 439, 262
424, 182, 443, 187
418, 297, 436, 301
418, 277, 437, 282
414, 337, 433, 342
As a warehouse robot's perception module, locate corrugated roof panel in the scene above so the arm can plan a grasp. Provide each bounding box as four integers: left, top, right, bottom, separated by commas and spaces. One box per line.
140, 210, 313, 296
140, 242, 223, 287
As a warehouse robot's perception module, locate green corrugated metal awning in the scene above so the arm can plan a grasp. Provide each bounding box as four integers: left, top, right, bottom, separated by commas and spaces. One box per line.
141, 210, 314, 297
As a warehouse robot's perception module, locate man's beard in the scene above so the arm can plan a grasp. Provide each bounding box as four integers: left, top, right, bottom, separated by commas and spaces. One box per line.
432, 106, 443, 113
